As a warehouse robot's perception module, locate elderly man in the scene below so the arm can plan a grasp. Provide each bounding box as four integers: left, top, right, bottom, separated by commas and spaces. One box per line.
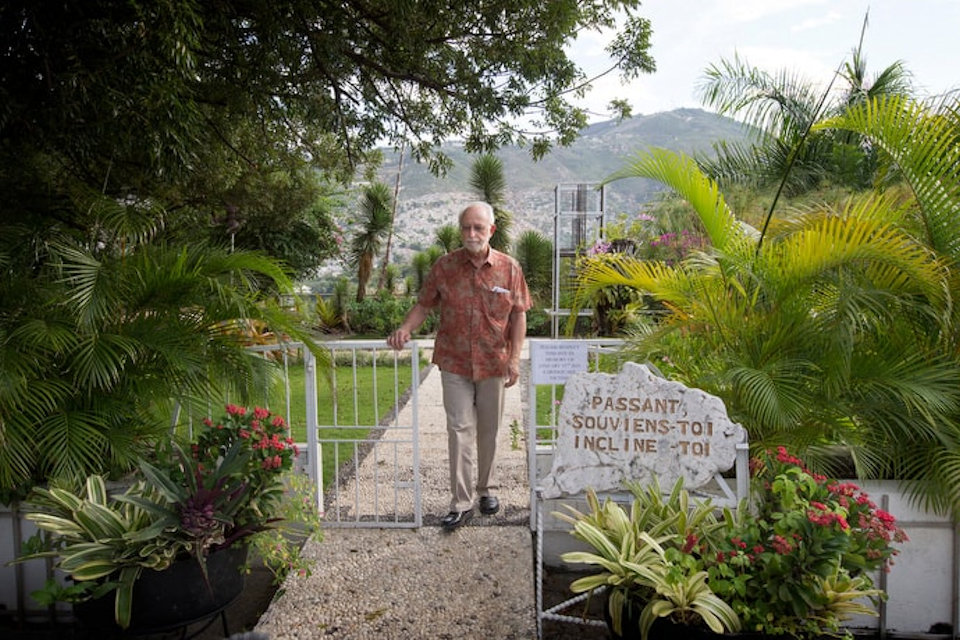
387, 201, 531, 530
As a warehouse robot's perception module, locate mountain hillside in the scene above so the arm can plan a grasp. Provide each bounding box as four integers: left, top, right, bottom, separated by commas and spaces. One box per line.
375, 108, 750, 261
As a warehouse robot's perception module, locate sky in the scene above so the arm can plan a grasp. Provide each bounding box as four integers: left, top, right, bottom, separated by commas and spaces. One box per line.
571, 0, 959, 121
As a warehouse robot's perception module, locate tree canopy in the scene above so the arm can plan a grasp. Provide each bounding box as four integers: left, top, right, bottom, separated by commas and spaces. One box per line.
1, 0, 654, 268
1, 0, 655, 179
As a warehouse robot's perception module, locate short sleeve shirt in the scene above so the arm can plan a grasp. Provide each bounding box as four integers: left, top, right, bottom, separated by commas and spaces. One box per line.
418, 247, 532, 380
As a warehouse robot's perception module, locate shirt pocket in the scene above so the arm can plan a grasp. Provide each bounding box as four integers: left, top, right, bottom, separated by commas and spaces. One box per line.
482, 287, 514, 320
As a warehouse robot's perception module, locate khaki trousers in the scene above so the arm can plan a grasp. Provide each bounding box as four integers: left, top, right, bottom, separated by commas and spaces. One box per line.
440, 371, 505, 512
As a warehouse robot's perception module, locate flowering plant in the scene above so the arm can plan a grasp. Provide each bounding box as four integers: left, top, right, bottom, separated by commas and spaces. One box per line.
18, 404, 320, 628
705, 447, 908, 637
193, 404, 299, 524
558, 448, 908, 639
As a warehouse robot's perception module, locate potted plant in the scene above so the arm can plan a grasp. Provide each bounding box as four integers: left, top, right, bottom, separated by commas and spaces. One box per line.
16, 404, 320, 631
556, 478, 741, 640
704, 447, 907, 638
556, 448, 908, 640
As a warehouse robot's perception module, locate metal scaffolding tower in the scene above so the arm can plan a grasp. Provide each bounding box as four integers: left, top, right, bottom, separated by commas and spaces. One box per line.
551, 183, 605, 337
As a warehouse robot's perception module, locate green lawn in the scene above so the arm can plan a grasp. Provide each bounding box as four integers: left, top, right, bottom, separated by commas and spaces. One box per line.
176, 354, 419, 493
266, 355, 417, 491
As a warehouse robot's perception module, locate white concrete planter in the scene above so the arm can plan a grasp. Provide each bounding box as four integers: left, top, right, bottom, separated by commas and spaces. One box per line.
536, 447, 957, 637
0, 502, 71, 623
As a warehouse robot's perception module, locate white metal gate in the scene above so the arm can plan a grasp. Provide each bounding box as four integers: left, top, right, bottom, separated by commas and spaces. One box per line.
311, 339, 422, 528
243, 339, 422, 528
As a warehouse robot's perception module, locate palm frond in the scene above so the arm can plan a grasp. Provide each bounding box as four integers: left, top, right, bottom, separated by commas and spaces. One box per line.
696, 54, 822, 140
817, 95, 960, 260
603, 148, 756, 252
469, 154, 506, 205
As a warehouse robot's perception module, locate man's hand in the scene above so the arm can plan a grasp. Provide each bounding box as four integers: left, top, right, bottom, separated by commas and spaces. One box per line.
505, 361, 520, 388
386, 328, 411, 351
388, 304, 428, 351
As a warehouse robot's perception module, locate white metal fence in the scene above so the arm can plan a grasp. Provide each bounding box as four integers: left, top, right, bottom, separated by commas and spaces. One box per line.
244, 339, 423, 527
0, 339, 424, 624
313, 340, 422, 528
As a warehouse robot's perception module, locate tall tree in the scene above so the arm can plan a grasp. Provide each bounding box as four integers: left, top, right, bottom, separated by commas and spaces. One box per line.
514, 230, 554, 302
378, 143, 405, 290
1, 0, 655, 197
349, 183, 394, 302
469, 154, 513, 252
695, 30, 913, 195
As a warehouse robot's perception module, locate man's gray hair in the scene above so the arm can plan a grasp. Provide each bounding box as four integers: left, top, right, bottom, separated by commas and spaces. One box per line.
459, 201, 495, 225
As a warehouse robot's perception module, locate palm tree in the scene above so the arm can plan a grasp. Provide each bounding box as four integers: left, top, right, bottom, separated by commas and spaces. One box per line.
695, 37, 913, 195
332, 276, 352, 331
469, 154, 513, 252
435, 224, 461, 253
410, 246, 445, 292
573, 94, 960, 512
513, 229, 553, 303
378, 142, 405, 290
0, 203, 321, 497
349, 182, 393, 302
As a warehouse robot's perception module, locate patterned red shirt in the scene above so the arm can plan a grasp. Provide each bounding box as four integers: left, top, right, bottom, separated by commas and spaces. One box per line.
418, 247, 531, 380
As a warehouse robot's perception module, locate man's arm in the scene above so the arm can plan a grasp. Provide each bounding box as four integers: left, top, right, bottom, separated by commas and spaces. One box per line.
505, 309, 526, 388
387, 302, 430, 350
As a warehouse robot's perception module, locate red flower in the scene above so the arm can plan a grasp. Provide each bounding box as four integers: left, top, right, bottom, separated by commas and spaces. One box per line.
225, 404, 246, 417
771, 535, 794, 554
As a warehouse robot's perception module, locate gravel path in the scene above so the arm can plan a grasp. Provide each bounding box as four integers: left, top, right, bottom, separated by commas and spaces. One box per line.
255, 358, 549, 640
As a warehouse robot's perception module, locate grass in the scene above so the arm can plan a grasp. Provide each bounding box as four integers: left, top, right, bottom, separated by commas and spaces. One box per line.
268, 356, 418, 490
179, 352, 420, 495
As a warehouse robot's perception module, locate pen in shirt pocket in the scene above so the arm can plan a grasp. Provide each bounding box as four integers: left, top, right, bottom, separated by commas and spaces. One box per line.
491, 286, 510, 294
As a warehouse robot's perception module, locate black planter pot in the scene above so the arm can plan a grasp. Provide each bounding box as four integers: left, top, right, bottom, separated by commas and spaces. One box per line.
74, 544, 248, 634
608, 615, 716, 640
603, 594, 713, 640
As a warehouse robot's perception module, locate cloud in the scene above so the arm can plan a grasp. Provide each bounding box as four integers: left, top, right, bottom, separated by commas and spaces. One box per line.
568, 0, 957, 121
792, 10, 844, 32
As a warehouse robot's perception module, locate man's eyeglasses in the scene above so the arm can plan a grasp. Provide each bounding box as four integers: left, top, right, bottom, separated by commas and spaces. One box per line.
460, 224, 489, 233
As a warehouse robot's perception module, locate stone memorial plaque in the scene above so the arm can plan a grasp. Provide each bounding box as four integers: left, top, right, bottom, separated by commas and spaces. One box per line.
539, 361, 745, 498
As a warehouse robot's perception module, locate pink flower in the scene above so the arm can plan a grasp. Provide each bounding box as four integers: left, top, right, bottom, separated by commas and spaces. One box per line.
771, 535, 794, 554
226, 404, 246, 416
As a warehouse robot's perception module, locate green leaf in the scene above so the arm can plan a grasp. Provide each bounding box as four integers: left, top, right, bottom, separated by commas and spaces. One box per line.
114, 566, 142, 629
